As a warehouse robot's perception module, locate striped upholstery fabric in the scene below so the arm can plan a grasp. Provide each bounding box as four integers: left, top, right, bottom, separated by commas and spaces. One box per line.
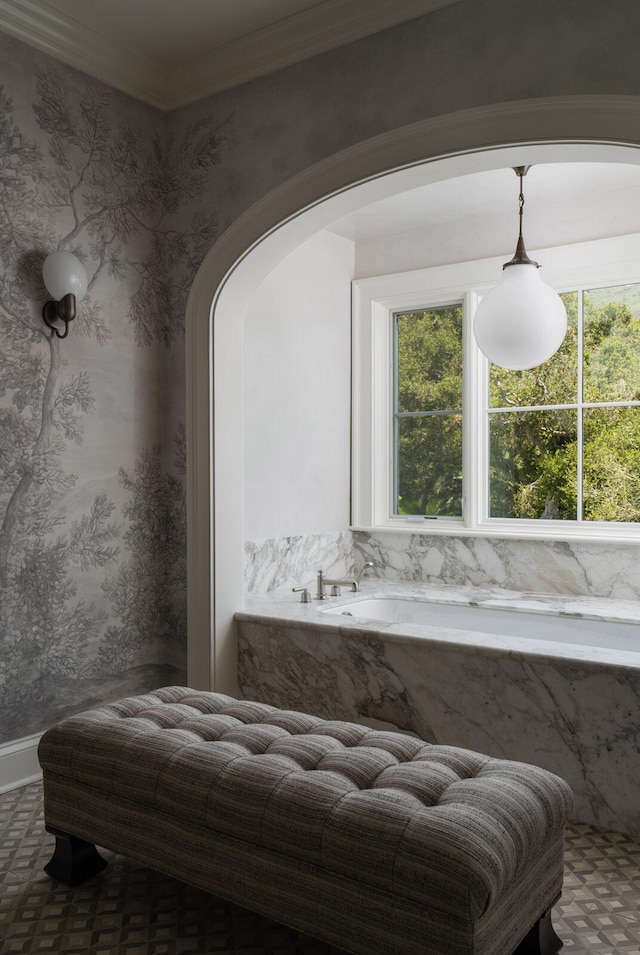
39, 687, 573, 955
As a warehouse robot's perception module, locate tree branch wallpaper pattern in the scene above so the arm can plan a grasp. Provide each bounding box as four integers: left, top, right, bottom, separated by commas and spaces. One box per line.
0, 40, 233, 744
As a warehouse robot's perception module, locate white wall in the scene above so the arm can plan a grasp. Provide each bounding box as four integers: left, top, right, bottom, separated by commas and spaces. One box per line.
244, 230, 354, 540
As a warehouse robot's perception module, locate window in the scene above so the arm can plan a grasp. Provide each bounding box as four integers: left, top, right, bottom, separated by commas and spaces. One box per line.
394, 304, 464, 518
489, 284, 640, 523
352, 236, 640, 541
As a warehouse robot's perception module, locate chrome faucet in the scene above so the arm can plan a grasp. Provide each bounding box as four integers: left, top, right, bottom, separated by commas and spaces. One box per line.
316, 562, 374, 598
316, 569, 328, 600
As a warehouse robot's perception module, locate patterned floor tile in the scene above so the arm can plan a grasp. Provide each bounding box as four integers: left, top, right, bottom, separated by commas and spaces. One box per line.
1, 784, 639, 954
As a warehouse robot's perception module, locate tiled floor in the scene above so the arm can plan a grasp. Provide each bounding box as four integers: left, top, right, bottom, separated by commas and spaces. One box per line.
1, 782, 639, 954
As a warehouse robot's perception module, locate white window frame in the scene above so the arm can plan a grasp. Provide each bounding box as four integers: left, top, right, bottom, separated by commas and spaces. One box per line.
351, 233, 640, 543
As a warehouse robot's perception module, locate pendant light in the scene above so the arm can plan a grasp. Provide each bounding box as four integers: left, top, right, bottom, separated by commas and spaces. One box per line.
473, 166, 567, 370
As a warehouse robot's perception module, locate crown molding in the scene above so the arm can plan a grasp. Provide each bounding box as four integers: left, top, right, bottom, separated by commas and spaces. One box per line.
0, 0, 166, 108
0, 0, 461, 112
165, 0, 462, 111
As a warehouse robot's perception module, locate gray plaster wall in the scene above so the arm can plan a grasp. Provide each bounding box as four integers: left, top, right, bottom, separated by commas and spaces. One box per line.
166, 0, 640, 232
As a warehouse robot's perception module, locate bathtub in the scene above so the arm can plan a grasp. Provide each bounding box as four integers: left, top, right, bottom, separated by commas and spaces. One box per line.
321, 595, 640, 653
237, 581, 640, 837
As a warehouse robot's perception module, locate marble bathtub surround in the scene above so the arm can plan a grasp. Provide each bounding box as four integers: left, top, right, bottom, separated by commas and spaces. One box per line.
354, 531, 640, 600
237, 581, 640, 840
244, 531, 355, 594
246, 529, 640, 603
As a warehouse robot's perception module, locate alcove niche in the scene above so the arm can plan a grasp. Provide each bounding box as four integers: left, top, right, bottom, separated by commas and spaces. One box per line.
185, 96, 640, 694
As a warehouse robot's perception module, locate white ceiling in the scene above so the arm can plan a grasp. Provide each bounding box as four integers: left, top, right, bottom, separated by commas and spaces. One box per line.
0, 0, 461, 109
328, 162, 640, 264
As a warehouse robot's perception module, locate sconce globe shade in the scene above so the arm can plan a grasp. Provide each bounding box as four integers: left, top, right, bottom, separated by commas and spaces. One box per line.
42, 251, 87, 302
473, 263, 567, 370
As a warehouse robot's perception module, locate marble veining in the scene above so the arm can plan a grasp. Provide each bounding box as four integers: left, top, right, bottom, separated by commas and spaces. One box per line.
244, 531, 354, 594
237, 581, 640, 839
246, 529, 640, 604
354, 531, 640, 600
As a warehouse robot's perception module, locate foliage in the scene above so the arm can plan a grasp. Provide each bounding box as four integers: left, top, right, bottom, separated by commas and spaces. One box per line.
97, 435, 186, 675
583, 407, 640, 521
397, 286, 640, 523
396, 306, 463, 516
32, 71, 233, 345
0, 496, 119, 735
0, 70, 229, 738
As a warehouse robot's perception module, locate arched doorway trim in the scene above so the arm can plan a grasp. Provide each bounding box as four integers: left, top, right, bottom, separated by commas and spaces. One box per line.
185, 94, 640, 693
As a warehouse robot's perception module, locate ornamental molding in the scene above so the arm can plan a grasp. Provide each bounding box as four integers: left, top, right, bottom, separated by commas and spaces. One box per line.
0, 0, 461, 110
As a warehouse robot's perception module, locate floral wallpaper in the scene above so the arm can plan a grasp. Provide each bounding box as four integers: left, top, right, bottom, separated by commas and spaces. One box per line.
0, 35, 233, 743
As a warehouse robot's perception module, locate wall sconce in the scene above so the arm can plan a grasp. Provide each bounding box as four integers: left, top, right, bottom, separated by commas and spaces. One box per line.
473, 166, 567, 370
42, 251, 88, 339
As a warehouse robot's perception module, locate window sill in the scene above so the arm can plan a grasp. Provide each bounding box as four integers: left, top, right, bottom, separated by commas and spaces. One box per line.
350, 522, 640, 546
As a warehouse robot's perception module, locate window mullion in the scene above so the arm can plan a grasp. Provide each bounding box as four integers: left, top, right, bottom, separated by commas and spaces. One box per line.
392, 314, 399, 516
577, 289, 584, 522
465, 290, 482, 529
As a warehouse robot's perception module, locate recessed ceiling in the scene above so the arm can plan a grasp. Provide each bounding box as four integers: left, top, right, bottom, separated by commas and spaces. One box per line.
0, 0, 462, 110
328, 162, 640, 266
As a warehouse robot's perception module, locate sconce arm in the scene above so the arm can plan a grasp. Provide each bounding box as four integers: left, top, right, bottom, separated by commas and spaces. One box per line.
42, 293, 77, 339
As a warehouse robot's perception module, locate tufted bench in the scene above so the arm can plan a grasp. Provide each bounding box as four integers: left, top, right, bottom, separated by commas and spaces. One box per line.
38, 687, 572, 955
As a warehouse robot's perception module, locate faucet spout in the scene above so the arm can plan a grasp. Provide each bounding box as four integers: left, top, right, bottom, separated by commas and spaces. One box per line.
323, 563, 374, 593
355, 561, 374, 584
316, 563, 374, 597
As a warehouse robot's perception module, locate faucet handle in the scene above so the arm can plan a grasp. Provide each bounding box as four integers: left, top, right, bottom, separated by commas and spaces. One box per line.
292, 586, 312, 603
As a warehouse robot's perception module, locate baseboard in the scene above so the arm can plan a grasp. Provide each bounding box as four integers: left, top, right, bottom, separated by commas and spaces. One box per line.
0, 732, 43, 793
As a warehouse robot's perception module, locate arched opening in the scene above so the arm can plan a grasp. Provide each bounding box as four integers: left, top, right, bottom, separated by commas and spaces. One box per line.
186, 95, 640, 693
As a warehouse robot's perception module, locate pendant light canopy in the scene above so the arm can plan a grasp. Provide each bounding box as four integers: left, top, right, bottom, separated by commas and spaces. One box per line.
473, 166, 567, 370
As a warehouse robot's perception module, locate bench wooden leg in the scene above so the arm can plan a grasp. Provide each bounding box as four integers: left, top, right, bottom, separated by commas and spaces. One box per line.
513, 905, 562, 955
44, 826, 108, 886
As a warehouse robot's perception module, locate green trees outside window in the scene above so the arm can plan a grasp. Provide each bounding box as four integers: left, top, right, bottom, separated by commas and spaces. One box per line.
394, 283, 640, 523
394, 304, 463, 517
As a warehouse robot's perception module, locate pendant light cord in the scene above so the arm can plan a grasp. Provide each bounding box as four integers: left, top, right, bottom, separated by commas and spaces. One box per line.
518, 169, 525, 243
503, 164, 538, 269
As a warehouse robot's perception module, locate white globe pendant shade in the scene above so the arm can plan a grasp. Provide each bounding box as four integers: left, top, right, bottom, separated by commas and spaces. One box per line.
473, 262, 567, 370
42, 251, 87, 302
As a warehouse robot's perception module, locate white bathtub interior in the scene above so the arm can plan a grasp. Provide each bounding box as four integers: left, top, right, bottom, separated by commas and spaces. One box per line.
321, 596, 640, 652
